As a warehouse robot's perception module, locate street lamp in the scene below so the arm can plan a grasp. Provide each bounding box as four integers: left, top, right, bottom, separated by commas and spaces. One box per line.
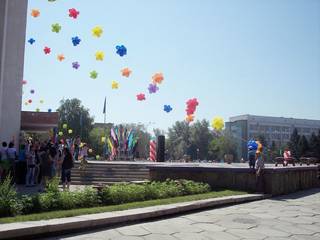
197, 148, 200, 161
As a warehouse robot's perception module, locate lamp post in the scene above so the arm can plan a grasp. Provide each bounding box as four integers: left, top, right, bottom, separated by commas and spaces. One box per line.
197, 148, 200, 161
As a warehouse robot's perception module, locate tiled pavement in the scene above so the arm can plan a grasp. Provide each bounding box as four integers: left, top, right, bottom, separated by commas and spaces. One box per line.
46, 189, 320, 240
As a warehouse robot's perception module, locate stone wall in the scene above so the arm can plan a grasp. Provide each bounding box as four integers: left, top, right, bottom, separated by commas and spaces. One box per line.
148, 165, 320, 196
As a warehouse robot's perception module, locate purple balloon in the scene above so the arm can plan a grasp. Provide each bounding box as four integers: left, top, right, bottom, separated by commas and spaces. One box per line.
72, 61, 80, 69
148, 83, 159, 94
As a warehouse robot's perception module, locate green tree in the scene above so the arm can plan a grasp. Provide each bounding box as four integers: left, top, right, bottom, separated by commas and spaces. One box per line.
190, 120, 213, 160
57, 98, 94, 141
298, 135, 309, 157
208, 133, 237, 160
309, 132, 319, 158
88, 126, 111, 156
167, 121, 191, 160
288, 128, 300, 158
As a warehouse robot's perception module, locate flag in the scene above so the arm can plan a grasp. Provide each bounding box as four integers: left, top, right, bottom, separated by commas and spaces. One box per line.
103, 97, 106, 114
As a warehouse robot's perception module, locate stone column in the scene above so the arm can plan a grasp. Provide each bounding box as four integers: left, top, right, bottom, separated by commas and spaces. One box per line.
0, 0, 28, 146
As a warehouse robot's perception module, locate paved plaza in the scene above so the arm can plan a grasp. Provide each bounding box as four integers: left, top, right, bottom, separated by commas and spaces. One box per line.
45, 188, 320, 240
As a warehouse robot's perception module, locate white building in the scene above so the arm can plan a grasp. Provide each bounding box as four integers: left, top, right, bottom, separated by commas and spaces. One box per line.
226, 114, 320, 160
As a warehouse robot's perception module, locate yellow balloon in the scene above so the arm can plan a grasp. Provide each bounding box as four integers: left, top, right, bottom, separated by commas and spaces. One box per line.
63, 123, 67, 129
101, 137, 106, 143
111, 80, 119, 89
96, 155, 100, 160
211, 117, 224, 131
58, 131, 63, 136
92, 26, 103, 37
68, 129, 73, 134
95, 51, 104, 61
88, 149, 93, 153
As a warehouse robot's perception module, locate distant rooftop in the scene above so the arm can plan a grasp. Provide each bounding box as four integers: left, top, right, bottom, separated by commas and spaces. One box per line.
229, 114, 320, 126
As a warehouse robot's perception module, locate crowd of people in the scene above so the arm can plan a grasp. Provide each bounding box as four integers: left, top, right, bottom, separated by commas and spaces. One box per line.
0, 136, 89, 191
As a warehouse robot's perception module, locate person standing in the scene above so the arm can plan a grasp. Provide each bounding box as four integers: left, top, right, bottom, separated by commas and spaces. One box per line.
39, 146, 51, 192
61, 147, 74, 191
25, 146, 36, 186
255, 150, 265, 192
248, 146, 256, 169
0, 142, 8, 180
7, 142, 17, 181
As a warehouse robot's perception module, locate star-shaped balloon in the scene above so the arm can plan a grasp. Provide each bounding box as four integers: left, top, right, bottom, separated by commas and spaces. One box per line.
28, 99, 32, 104
51, 23, 61, 33
95, 51, 104, 61
30, 89, 35, 94
72, 61, 80, 69
71, 36, 81, 46
164, 105, 173, 113
57, 54, 65, 61
152, 73, 164, 84
24, 102, 28, 106
186, 114, 194, 123
31, 9, 40, 17
63, 123, 67, 129
92, 26, 103, 37
43, 46, 51, 54
28, 38, 35, 45
111, 81, 119, 89
211, 117, 224, 131
40, 99, 44, 104
68, 8, 80, 19
136, 93, 146, 101
68, 129, 73, 134
58, 131, 63, 136
48, 109, 52, 113
22, 80, 27, 85
121, 67, 132, 77
36, 108, 40, 112
116, 45, 127, 57
148, 83, 159, 94
90, 70, 98, 79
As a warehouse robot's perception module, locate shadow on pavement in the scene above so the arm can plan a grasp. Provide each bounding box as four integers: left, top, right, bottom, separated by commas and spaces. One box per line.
272, 188, 320, 201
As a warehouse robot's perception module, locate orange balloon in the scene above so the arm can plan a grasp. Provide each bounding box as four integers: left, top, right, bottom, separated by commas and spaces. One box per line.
152, 72, 164, 84
121, 67, 132, 77
31, 9, 40, 17
57, 54, 65, 61
185, 114, 194, 123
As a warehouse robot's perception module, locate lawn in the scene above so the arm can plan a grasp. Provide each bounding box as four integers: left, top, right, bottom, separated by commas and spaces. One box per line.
0, 190, 246, 224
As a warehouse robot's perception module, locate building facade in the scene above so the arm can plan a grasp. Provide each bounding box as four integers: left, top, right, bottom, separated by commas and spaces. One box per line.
0, 0, 28, 145
226, 114, 320, 161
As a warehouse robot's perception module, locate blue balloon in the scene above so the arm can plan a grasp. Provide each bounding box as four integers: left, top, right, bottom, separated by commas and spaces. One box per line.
48, 109, 52, 113
163, 105, 173, 113
28, 38, 35, 45
116, 45, 127, 57
71, 36, 81, 46
247, 140, 258, 150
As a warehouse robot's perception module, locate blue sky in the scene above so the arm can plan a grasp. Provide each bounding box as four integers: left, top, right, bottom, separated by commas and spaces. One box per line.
22, 0, 320, 132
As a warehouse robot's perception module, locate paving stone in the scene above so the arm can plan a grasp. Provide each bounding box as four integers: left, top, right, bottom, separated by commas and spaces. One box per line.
116, 225, 151, 236
272, 224, 316, 235
110, 236, 142, 240
201, 231, 241, 240
191, 223, 226, 232
173, 232, 211, 240
250, 226, 291, 237
291, 235, 320, 240
143, 234, 177, 240
278, 216, 316, 224
226, 228, 268, 239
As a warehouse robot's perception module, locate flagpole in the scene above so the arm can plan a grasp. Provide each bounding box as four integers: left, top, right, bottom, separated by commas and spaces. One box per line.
103, 97, 107, 160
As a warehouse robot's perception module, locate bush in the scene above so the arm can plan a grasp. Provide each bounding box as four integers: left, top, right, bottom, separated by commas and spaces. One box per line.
20, 194, 41, 214
73, 187, 100, 208
0, 176, 22, 217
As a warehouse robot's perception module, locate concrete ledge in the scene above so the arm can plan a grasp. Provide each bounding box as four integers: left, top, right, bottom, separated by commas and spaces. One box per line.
0, 194, 269, 240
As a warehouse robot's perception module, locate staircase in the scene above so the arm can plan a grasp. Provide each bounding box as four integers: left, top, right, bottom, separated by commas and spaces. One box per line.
71, 161, 151, 185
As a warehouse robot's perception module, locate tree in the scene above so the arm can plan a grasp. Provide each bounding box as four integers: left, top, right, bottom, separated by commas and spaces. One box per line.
57, 98, 94, 141
189, 120, 213, 160
288, 128, 300, 159
208, 133, 237, 161
309, 132, 319, 158
153, 128, 166, 139
167, 121, 191, 160
298, 135, 309, 157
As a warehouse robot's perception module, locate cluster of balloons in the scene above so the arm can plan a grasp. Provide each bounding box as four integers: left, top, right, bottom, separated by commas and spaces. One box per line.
211, 117, 224, 131
185, 98, 199, 123
247, 140, 263, 152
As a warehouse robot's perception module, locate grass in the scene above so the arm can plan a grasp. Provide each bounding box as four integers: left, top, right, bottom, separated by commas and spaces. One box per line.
0, 190, 246, 224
